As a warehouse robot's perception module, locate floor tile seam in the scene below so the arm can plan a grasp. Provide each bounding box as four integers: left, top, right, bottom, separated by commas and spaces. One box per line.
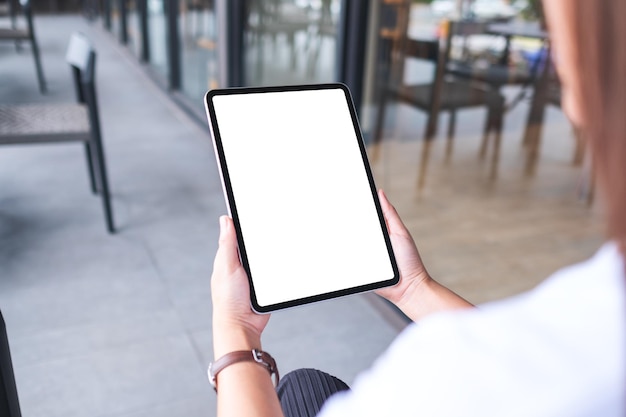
0, 229, 162, 298
184, 325, 213, 369
126, 231, 213, 366
121, 232, 185, 312
86, 20, 210, 140
5, 307, 182, 342
133, 234, 214, 369
85, 23, 217, 173
54, 18, 218, 370
11, 327, 193, 371
92, 392, 212, 417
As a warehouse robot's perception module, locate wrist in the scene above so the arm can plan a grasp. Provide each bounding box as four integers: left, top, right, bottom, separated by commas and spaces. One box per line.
394, 272, 432, 309
396, 275, 474, 321
213, 321, 262, 359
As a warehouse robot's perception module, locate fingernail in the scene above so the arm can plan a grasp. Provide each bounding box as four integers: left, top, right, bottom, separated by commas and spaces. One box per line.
219, 216, 227, 236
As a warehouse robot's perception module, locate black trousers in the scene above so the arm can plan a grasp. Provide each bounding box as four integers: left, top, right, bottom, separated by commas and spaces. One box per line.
277, 368, 350, 417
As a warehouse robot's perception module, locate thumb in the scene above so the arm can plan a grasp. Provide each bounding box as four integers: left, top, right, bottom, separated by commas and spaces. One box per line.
378, 189, 411, 239
215, 215, 241, 272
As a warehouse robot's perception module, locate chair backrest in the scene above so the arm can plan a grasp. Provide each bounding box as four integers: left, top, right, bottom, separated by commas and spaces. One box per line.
393, 36, 441, 85
17, 0, 33, 32
443, 19, 492, 65
0, 0, 35, 35
1, 0, 19, 26
65, 32, 102, 137
449, 19, 489, 38
396, 36, 447, 115
403, 37, 439, 63
0, 310, 22, 417
66, 32, 96, 103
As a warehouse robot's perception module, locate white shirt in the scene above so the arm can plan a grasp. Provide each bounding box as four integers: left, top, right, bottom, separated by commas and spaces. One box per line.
320, 242, 626, 417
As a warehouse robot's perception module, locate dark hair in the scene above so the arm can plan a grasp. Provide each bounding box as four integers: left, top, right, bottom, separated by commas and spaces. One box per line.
558, 1, 626, 250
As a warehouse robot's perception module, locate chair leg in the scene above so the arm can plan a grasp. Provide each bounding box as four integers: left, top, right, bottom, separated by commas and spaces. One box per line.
28, 31, 46, 93
417, 111, 440, 190
424, 109, 438, 142
1, 311, 23, 417
90, 134, 115, 233
417, 138, 434, 191
586, 176, 595, 206
83, 142, 98, 194
577, 167, 595, 206
490, 109, 504, 180
445, 109, 456, 162
572, 127, 585, 166
31, 43, 46, 93
479, 108, 494, 160
578, 151, 595, 206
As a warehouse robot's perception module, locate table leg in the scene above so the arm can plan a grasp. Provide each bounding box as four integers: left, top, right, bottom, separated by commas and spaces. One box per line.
499, 35, 511, 66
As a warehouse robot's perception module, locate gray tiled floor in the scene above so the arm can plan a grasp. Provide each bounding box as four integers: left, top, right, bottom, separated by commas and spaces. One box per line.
0, 15, 401, 417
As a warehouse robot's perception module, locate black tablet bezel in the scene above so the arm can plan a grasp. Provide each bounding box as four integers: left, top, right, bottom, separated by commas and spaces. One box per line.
204, 83, 399, 313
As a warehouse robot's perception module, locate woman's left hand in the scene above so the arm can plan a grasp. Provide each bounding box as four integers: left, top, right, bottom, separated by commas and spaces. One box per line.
211, 215, 270, 358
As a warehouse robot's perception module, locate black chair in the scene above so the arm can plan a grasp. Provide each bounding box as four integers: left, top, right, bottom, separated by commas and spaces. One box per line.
0, 310, 22, 417
0, 32, 115, 233
444, 19, 538, 93
374, 23, 506, 189
0, 0, 18, 31
0, 0, 46, 93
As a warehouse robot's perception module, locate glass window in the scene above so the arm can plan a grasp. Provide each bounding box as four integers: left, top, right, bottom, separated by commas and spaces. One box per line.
179, 0, 218, 102
242, 0, 342, 86
364, 0, 598, 304
110, 0, 121, 38
126, 0, 143, 58
147, 0, 169, 79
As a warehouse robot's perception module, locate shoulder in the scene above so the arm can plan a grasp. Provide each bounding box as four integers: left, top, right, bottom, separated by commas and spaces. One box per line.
320, 243, 626, 417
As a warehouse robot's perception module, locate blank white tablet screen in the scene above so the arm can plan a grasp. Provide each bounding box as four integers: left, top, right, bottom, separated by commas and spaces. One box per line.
211, 87, 395, 309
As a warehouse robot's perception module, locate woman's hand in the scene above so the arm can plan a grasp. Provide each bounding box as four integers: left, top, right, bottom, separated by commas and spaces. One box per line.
375, 190, 473, 321
211, 215, 270, 358
375, 190, 432, 313
211, 216, 283, 417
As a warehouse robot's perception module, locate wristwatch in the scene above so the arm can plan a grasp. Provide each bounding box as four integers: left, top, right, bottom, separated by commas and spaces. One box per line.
208, 349, 279, 391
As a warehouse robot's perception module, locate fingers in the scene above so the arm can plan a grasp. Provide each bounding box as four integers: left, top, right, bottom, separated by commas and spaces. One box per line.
215, 215, 241, 273
378, 189, 411, 238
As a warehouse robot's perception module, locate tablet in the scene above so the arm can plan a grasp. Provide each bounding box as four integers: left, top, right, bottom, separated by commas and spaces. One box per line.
204, 83, 399, 313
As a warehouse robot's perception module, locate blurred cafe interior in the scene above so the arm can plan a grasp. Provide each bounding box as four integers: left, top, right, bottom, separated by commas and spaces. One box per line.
0, 1, 606, 414
2, 0, 603, 311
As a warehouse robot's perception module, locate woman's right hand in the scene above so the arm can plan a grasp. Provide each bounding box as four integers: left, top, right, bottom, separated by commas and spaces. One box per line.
375, 190, 431, 308
375, 190, 473, 321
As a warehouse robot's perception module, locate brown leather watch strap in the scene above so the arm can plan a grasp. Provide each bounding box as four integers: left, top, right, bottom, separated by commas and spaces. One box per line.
208, 349, 279, 392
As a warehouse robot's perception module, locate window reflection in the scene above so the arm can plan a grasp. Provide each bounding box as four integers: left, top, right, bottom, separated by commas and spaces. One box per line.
368, 0, 556, 179
126, 0, 142, 58
110, 0, 121, 38
147, 0, 168, 79
243, 0, 341, 86
180, 0, 218, 101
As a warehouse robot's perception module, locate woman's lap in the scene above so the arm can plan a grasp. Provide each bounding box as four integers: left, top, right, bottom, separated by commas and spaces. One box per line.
277, 368, 350, 417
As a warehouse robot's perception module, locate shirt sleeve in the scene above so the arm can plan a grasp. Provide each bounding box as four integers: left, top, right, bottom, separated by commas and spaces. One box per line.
317, 312, 504, 417
317, 244, 626, 417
